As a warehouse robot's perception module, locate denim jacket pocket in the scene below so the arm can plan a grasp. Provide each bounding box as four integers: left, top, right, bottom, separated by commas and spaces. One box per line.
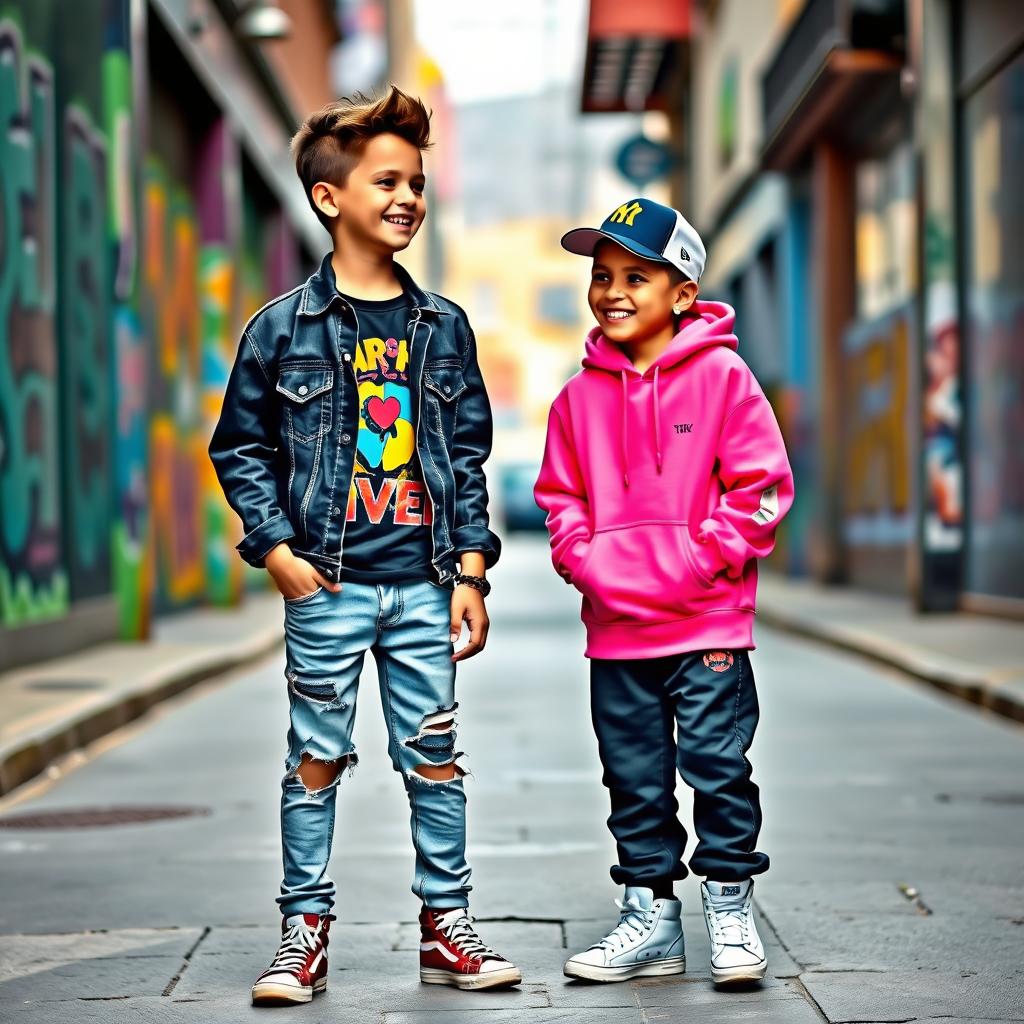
276, 365, 334, 444
423, 365, 468, 403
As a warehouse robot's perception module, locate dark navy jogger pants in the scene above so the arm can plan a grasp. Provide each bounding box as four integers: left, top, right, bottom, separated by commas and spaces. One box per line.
590, 649, 769, 884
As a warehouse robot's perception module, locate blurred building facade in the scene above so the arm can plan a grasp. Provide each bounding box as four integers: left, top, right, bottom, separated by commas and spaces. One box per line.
574, 0, 1024, 617
0, 0, 351, 670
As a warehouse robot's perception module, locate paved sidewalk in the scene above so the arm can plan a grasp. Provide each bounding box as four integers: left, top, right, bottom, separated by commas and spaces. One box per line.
3, 547, 1022, 800
757, 574, 1024, 721
0, 594, 283, 796
1, 536, 1022, 1022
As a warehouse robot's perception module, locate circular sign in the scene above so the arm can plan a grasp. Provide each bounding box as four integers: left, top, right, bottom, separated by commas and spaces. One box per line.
615, 134, 674, 188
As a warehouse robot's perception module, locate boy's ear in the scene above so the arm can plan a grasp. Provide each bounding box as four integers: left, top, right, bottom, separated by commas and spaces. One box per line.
311, 181, 340, 221
674, 280, 699, 312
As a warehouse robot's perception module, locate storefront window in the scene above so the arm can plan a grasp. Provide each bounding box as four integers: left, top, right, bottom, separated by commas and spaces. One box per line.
963, 48, 1024, 602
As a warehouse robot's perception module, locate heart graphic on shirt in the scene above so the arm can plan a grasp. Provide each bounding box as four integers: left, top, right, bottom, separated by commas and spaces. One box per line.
366, 395, 401, 432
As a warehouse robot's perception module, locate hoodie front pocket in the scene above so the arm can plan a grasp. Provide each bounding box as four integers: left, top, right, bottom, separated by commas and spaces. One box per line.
575, 522, 718, 624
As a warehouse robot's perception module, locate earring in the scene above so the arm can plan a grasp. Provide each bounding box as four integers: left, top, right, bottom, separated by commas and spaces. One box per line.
672, 304, 682, 315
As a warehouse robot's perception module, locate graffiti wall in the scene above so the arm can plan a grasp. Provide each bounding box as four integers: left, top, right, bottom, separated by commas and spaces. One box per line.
143, 159, 206, 612
60, 104, 113, 603
0, 0, 312, 664
0, 14, 65, 626
106, 16, 148, 638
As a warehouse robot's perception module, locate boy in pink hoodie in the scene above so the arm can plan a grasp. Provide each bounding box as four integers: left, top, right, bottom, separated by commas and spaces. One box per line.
535, 199, 793, 988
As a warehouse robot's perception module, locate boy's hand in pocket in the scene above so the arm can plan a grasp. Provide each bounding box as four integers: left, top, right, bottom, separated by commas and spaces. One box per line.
265, 543, 342, 601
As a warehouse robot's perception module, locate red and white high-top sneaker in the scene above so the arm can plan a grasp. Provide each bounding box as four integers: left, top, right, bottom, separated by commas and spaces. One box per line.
251, 913, 332, 1005
419, 907, 522, 990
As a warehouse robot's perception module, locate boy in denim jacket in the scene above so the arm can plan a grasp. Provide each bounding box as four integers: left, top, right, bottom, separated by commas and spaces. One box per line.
209, 86, 520, 1004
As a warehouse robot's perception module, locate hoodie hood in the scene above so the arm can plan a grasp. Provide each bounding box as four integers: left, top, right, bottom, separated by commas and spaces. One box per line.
581, 299, 738, 374
579, 300, 739, 487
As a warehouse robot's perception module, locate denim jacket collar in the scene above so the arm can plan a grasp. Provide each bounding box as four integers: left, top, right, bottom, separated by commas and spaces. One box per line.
298, 252, 448, 318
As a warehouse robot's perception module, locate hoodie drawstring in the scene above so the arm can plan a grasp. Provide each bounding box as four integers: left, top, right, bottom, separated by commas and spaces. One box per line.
653, 364, 663, 474
620, 370, 630, 488
619, 366, 664, 488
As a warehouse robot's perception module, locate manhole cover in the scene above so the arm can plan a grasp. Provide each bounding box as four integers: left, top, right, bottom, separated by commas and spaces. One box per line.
0, 806, 212, 829
25, 680, 100, 692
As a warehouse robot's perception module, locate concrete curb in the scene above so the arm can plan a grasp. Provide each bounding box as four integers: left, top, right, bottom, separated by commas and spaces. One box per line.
0, 628, 284, 797
757, 605, 1024, 724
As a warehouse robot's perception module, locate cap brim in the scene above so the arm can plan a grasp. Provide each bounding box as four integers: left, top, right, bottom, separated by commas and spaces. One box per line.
560, 227, 670, 265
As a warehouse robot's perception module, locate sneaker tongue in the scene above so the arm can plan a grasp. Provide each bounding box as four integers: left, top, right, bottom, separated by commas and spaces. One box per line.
705, 880, 752, 900
622, 886, 656, 911
435, 908, 468, 929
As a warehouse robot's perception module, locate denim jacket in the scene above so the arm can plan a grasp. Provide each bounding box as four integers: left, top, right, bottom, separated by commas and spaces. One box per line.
208, 254, 501, 585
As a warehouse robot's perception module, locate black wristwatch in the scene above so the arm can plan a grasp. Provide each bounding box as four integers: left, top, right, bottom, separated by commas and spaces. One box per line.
454, 573, 491, 597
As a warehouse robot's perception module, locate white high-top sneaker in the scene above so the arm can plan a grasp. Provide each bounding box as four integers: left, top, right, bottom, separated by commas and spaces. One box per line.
701, 879, 767, 985
564, 887, 685, 982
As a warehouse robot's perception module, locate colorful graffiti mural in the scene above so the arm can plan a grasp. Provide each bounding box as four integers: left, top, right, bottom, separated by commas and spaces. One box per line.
60, 103, 113, 601
144, 159, 206, 610
200, 243, 240, 605
0, 0, 331, 666
0, 16, 66, 626
105, 20, 150, 639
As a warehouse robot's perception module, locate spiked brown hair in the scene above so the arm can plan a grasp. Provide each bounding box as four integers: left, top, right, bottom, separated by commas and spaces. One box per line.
291, 85, 432, 231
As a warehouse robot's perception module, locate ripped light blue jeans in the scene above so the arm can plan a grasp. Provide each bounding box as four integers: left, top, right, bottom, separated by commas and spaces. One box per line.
277, 579, 470, 918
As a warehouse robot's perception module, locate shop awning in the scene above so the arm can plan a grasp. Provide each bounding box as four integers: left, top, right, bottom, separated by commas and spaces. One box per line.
580, 0, 692, 113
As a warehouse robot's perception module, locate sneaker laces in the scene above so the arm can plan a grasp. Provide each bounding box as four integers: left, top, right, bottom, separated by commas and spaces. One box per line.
707, 891, 752, 946
436, 910, 500, 962
267, 920, 321, 973
592, 895, 655, 953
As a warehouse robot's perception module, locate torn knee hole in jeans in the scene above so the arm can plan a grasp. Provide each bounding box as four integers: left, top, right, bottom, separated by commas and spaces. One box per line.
404, 703, 459, 749
287, 671, 345, 708
410, 752, 468, 784
286, 750, 358, 796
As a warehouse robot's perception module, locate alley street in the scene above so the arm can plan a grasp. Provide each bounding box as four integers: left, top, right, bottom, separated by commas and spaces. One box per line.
1, 537, 1022, 1023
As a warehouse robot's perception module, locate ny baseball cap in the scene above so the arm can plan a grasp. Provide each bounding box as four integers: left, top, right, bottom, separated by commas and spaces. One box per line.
561, 198, 706, 282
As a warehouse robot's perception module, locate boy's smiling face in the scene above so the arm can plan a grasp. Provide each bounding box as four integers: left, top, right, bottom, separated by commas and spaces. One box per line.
312, 132, 426, 253
589, 241, 697, 345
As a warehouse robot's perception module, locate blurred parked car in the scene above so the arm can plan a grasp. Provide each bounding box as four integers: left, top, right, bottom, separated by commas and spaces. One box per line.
498, 462, 548, 532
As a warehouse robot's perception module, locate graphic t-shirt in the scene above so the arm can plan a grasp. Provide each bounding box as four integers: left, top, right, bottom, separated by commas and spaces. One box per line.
339, 291, 434, 583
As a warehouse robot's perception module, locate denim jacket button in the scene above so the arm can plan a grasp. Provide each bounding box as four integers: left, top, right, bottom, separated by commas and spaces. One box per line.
342, 352, 351, 362
341, 433, 351, 444
332, 506, 341, 516
443, 385, 451, 393
298, 384, 308, 396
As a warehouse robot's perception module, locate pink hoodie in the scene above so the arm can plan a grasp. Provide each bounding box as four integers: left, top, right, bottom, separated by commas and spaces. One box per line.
534, 301, 794, 659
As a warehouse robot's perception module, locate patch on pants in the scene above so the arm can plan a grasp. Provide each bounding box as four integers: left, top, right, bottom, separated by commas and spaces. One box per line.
703, 651, 734, 673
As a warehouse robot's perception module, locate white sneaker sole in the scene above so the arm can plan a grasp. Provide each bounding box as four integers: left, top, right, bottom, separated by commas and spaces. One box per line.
420, 966, 523, 990
564, 955, 686, 983
251, 976, 326, 1005
712, 960, 767, 985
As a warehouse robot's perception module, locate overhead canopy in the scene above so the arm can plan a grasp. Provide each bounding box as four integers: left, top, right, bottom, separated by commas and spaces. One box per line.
761, 0, 906, 169
580, 0, 692, 113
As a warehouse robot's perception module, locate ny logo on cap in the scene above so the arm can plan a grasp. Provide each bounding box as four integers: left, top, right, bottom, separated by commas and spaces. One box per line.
608, 201, 643, 227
